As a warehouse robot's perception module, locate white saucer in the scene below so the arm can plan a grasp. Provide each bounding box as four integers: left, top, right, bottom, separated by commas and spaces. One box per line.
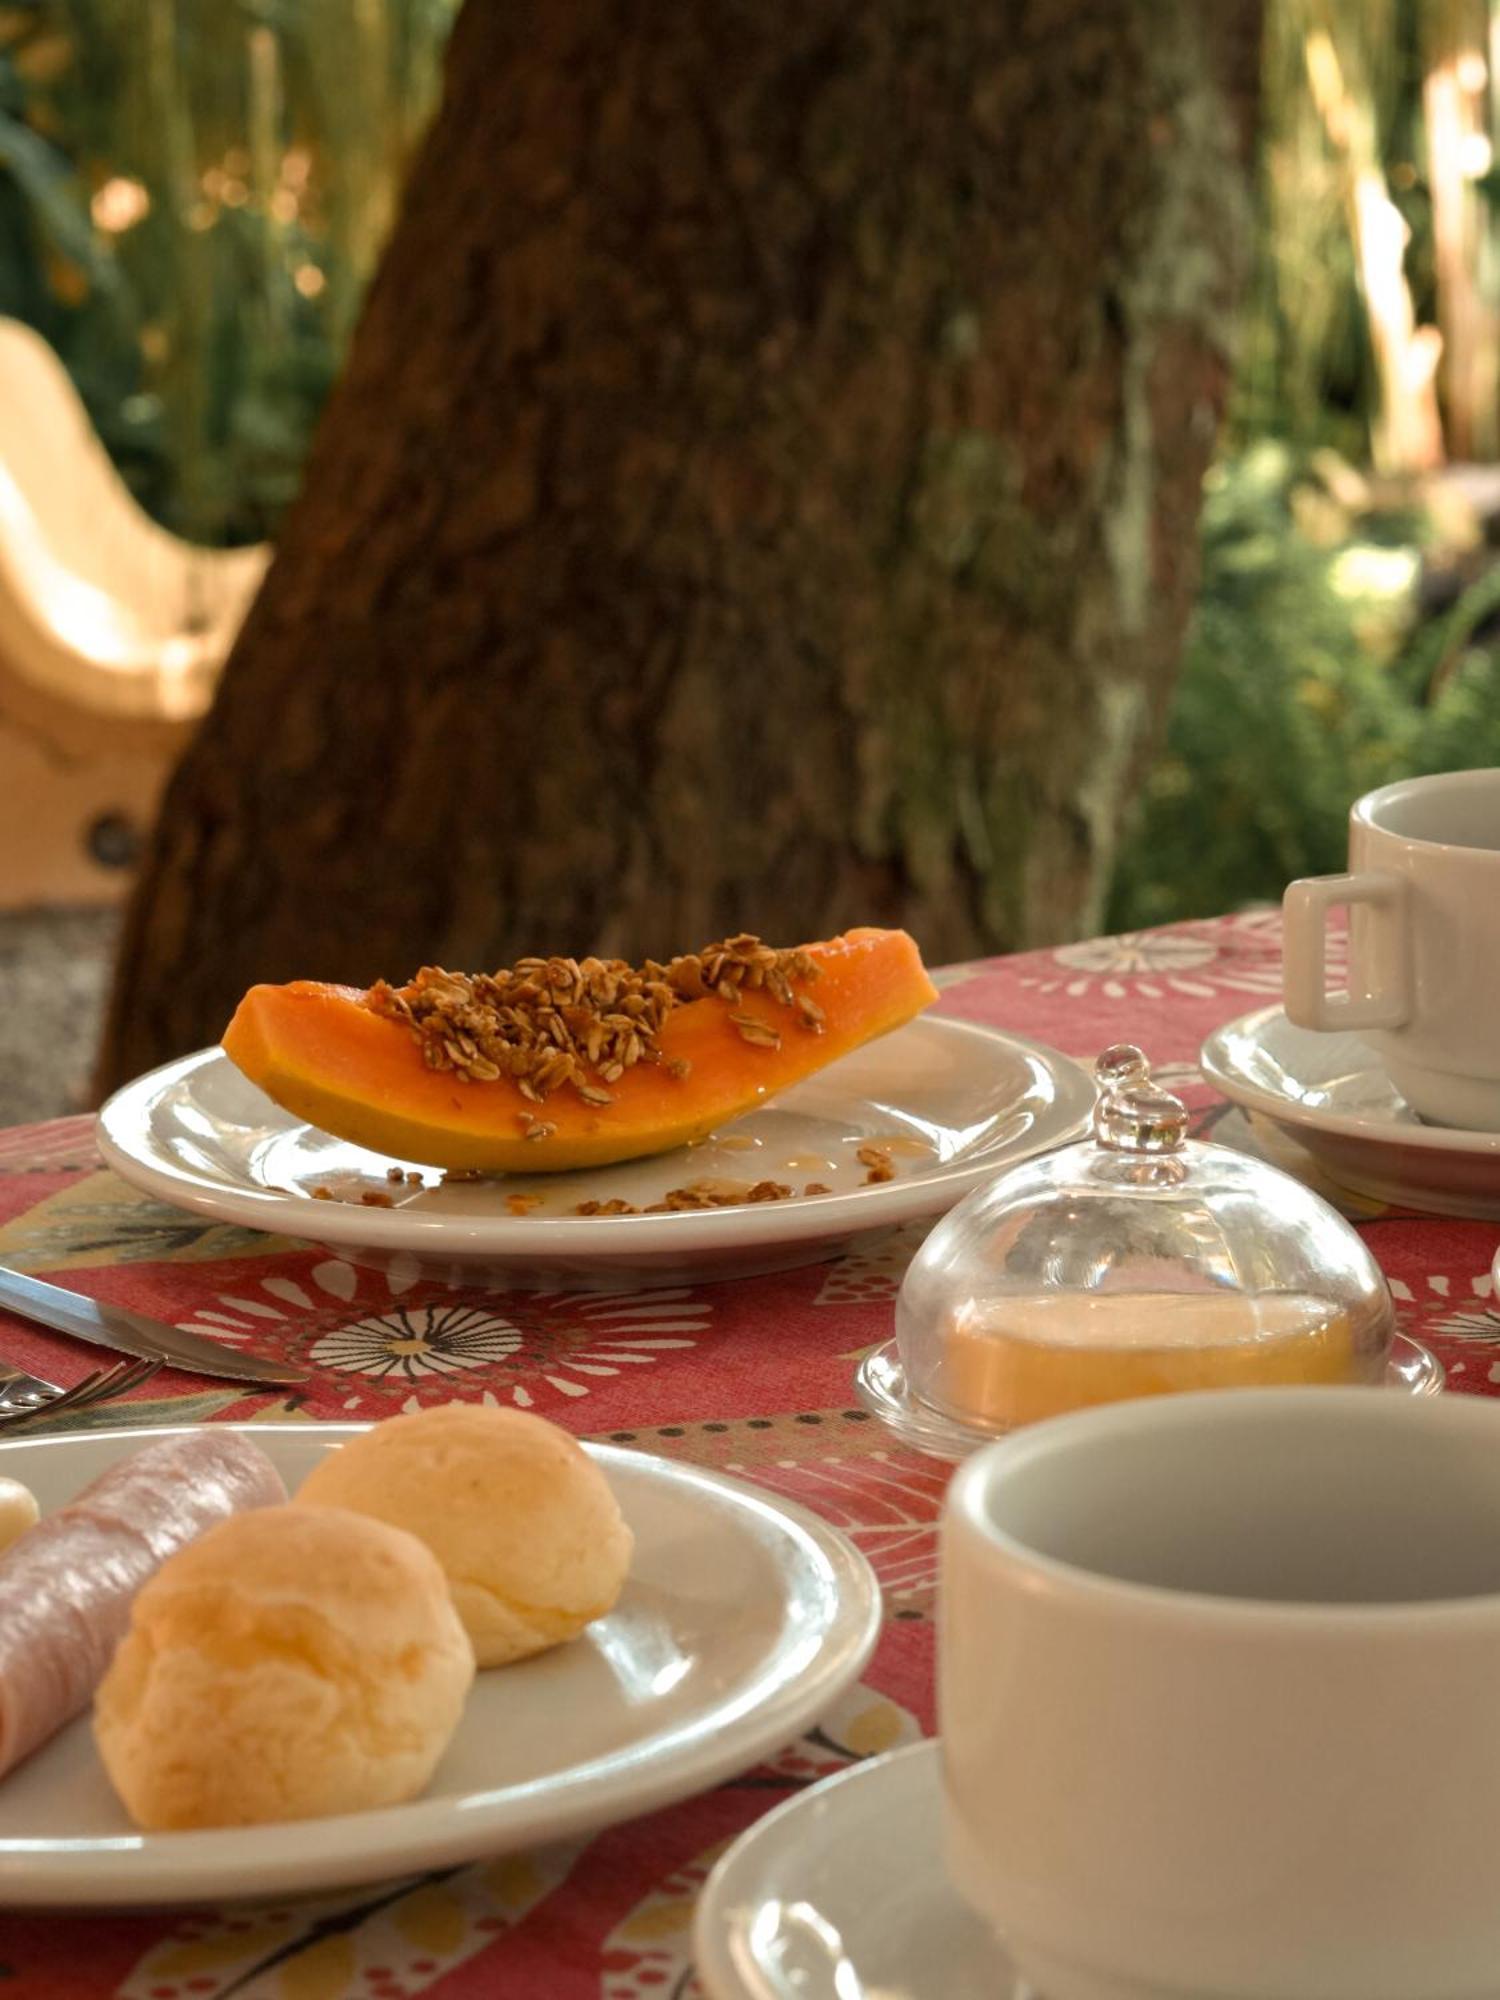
0, 1424, 880, 1906
854, 1335, 1444, 1461
96, 1021, 1094, 1287
694, 1739, 1016, 2000
1201, 1007, 1500, 1219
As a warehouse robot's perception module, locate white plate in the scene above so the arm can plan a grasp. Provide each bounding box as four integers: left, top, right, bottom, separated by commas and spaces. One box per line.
853, 1332, 1445, 1460
1201, 1007, 1500, 1219
694, 1740, 1017, 2000
0, 1423, 881, 1907
96, 1021, 1094, 1285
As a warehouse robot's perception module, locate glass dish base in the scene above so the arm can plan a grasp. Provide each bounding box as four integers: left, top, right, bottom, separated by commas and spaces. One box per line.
854, 1333, 1446, 1462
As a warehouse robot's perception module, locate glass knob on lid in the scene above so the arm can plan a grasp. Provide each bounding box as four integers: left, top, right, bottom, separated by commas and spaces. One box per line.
864, 1043, 1401, 1455
1093, 1041, 1152, 1096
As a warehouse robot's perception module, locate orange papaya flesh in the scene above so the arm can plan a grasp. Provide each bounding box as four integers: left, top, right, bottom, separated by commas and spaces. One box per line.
221, 927, 938, 1173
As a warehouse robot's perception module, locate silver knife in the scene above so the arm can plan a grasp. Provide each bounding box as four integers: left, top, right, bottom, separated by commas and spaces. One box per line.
0, 1265, 309, 1386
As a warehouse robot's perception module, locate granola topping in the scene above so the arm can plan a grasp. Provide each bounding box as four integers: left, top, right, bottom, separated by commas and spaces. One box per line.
574, 1176, 797, 1216
366, 935, 822, 1106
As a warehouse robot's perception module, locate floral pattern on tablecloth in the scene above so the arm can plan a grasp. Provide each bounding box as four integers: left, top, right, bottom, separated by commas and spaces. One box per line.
114, 1843, 587, 2000
0, 910, 1497, 2000
173, 1258, 714, 1415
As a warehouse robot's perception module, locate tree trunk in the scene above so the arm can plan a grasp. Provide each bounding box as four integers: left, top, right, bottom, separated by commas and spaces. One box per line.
98, 0, 1261, 1093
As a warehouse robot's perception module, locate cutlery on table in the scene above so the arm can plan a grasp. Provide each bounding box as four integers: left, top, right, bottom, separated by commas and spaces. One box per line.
0, 1357, 161, 1431
0, 1265, 309, 1386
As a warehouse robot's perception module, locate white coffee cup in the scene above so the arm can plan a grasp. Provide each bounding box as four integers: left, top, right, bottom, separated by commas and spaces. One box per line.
1283, 766, 1500, 1128
940, 1388, 1500, 2000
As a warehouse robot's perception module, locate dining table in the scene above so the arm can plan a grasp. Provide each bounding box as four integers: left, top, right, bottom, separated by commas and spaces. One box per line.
1, 906, 1496, 2000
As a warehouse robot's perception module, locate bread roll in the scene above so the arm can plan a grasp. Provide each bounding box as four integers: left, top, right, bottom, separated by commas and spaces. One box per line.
296, 1404, 632, 1666
94, 1504, 474, 1828
0, 1477, 38, 1555
1, 1429, 285, 1782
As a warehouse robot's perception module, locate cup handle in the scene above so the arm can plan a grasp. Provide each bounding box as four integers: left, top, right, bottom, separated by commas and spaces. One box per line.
1283, 871, 1410, 1031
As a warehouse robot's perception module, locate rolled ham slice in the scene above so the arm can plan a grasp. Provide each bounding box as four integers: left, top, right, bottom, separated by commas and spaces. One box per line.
0, 1430, 285, 1779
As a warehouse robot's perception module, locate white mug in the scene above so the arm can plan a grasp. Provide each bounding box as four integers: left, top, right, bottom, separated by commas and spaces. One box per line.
940, 1388, 1500, 2000
1283, 766, 1500, 1128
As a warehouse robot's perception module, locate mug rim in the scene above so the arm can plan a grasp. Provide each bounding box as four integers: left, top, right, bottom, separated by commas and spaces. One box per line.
947, 1387, 1500, 1628
1352, 766, 1500, 851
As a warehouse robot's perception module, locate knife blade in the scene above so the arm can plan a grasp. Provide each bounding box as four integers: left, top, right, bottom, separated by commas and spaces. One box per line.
0, 1265, 309, 1386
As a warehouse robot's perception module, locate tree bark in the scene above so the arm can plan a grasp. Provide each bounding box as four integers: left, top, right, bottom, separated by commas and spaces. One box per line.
98, 0, 1261, 1092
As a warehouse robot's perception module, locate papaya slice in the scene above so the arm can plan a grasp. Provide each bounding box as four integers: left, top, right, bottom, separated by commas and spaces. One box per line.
222, 927, 937, 1173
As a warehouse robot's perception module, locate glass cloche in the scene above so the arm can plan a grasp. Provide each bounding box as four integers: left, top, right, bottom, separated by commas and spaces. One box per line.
856, 1045, 1432, 1459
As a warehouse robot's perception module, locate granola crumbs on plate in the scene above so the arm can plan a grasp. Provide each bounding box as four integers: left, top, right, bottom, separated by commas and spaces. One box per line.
856, 1141, 897, 1186
360, 1190, 395, 1207
574, 1182, 804, 1216
364, 934, 822, 1108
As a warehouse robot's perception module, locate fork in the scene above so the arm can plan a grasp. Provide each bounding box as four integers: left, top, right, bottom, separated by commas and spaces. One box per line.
0, 1357, 161, 1432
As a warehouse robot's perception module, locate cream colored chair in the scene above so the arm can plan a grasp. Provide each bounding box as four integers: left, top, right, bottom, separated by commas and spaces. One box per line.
0, 318, 268, 905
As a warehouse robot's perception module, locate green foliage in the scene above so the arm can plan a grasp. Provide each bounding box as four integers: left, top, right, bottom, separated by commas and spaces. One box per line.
1109, 443, 1500, 928
0, 0, 455, 545
0, 14, 156, 498
1235, 0, 1438, 460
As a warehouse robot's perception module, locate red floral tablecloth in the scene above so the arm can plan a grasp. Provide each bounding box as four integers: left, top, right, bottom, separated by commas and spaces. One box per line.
1, 912, 1497, 1998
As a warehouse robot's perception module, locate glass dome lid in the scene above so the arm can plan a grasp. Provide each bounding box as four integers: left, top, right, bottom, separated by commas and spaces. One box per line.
855, 1046, 1412, 1457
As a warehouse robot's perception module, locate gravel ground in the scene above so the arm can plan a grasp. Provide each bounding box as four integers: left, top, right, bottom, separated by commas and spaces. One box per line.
0, 908, 121, 1125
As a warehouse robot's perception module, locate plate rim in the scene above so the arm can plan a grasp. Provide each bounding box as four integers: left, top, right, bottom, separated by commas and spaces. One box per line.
1200, 1006, 1500, 1160
0, 1422, 883, 1906
692, 1739, 1009, 2000
95, 1018, 1096, 1257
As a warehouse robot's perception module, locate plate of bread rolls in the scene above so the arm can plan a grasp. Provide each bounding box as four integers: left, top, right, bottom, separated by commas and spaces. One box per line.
0, 1405, 880, 1905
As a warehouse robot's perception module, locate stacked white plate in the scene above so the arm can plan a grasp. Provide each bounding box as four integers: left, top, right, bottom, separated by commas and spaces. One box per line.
1202, 1007, 1500, 1220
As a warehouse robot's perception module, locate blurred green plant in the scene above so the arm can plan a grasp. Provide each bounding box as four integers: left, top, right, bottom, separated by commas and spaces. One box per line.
1109, 441, 1500, 927
0, 0, 455, 545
